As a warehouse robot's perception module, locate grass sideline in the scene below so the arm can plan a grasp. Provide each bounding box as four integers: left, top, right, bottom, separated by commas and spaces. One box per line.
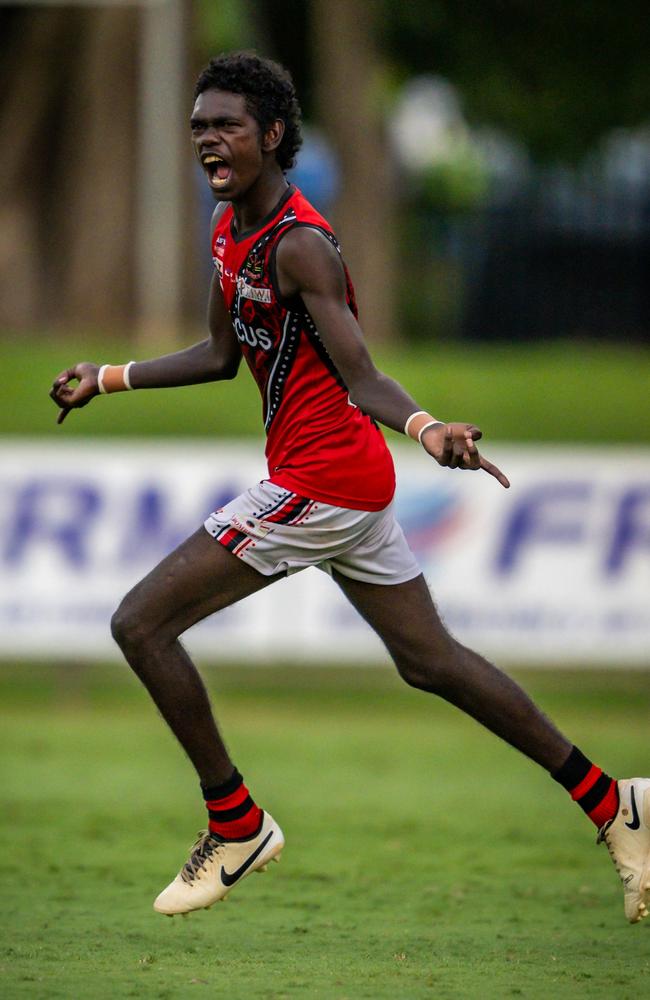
4, 334, 650, 443
2, 663, 649, 1000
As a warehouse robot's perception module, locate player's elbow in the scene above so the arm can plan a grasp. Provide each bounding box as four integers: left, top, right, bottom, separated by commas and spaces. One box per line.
346, 366, 385, 414
221, 356, 241, 380
205, 340, 241, 381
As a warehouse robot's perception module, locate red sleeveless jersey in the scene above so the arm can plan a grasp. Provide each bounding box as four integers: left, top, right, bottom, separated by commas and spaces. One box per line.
212, 185, 395, 510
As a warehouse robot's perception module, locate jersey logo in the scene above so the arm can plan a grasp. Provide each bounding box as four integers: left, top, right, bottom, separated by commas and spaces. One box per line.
243, 249, 264, 279
233, 317, 273, 351
236, 276, 272, 303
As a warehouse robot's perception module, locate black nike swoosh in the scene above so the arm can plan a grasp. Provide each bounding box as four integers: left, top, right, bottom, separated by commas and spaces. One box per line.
220, 831, 274, 886
625, 786, 641, 830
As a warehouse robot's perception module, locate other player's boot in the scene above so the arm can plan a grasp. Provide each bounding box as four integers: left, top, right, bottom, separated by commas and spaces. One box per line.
153, 811, 284, 915
598, 778, 650, 923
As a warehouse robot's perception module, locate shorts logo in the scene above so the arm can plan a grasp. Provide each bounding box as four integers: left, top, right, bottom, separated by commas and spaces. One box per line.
237, 276, 272, 303
230, 513, 272, 538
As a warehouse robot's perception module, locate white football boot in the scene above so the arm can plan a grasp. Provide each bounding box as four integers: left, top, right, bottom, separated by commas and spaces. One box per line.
598, 778, 650, 923
153, 811, 284, 916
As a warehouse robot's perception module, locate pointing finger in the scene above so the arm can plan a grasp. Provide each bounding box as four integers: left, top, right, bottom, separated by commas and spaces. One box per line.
480, 455, 510, 489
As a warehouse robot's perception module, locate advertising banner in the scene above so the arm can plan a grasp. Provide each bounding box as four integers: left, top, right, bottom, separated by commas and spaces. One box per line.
1, 440, 648, 665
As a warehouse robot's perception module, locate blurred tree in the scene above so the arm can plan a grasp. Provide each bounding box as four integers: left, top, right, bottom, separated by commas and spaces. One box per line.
3, 0, 648, 336
251, 0, 650, 167
310, 0, 395, 344
380, 0, 650, 164
251, 0, 396, 343
0, 2, 194, 339
0, 6, 139, 332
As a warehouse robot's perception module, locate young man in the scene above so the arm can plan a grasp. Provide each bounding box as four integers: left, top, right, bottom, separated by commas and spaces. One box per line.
50, 52, 649, 922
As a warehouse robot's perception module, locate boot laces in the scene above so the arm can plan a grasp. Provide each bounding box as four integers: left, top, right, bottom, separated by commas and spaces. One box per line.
596, 818, 614, 847
597, 820, 624, 876
180, 831, 224, 884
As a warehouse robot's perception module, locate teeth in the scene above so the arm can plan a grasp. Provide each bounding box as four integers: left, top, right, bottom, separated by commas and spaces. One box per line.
203, 155, 224, 164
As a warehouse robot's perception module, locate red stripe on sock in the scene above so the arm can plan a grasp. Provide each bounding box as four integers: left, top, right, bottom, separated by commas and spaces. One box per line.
569, 764, 601, 801
588, 781, 619, 828
205, 784, 250, 812
209, 806, 262, 840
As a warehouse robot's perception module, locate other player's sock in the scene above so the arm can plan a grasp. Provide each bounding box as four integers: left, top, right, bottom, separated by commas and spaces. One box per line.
201, 768, 263, 840
552, 745, 619, 828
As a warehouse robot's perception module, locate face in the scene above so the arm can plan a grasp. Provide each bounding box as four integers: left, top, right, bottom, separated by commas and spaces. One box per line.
190, 89, 281, 200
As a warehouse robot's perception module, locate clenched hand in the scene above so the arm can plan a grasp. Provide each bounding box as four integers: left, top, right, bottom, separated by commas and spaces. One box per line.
49, 362, 100, 424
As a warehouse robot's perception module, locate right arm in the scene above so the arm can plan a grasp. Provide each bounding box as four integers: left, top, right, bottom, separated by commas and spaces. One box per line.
50, 268, 241, 424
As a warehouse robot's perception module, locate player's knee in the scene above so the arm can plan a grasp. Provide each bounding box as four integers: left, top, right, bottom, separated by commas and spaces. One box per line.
393, 640, 456, 693
397, 658, 437, 692
110, 598, 152, 654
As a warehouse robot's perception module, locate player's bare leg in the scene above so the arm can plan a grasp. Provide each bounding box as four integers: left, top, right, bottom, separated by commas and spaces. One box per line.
334, 571, 571, 770
334, 570, 650, 922
111, 527, 282, 784
110, 528, 286, 914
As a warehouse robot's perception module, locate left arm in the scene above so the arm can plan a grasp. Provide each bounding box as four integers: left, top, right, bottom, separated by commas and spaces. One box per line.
275, 227, 509, 488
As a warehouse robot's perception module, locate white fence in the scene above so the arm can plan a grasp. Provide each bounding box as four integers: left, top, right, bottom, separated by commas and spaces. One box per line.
1, 439, 649, 665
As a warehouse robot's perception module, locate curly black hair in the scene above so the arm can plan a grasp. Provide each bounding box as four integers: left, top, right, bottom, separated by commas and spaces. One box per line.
194, 52, 302, 172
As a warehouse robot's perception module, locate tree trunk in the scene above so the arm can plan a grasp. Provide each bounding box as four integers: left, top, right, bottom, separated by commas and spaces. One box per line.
0, 9, 71, 330
54, 7, 139, 329
0, 5, 193, 340
311, 0, 396, 345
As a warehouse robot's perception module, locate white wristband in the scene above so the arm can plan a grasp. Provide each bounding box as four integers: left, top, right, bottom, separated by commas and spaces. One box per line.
123, 361, 135, 390
417, 420, 443, 444
97, 362, 136, 394
404, 410, 429, 437
404, 410, 443, 442
97, 364, 108, 394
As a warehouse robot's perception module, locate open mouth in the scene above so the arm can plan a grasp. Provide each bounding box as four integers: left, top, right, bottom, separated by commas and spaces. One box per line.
202, 154, 232, 188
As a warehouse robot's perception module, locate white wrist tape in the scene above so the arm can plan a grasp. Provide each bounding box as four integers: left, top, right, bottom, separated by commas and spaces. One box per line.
404, 410, 443, 441
97, 362, 136, 394
417, 420, 442, 444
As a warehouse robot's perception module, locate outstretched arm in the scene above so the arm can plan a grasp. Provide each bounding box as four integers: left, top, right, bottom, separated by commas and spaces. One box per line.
275, 226, 509, 488
50, 270, 242, 424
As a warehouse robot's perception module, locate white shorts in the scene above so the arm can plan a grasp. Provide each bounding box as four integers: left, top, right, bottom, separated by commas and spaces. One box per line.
204, 480, 421, 586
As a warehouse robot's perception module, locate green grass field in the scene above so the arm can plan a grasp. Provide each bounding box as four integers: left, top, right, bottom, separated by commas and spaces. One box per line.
2, 664, 649, 1000
5, 335, 650, 443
